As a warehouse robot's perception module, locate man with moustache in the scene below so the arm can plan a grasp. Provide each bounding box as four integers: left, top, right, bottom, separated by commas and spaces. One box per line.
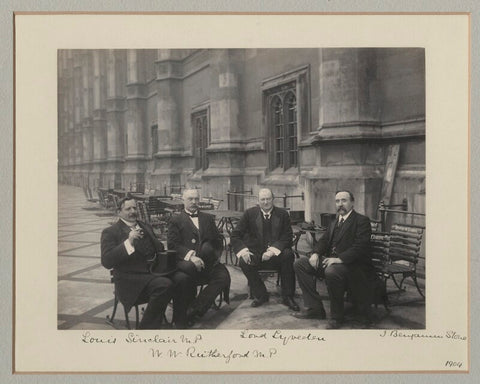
293, 190, 373, 329
167, 188, 231, 325
231, 188, 300, 311
101, 196, 194, 329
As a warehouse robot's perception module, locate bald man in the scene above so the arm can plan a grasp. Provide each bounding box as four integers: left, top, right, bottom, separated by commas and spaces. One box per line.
231, 188, 299, 311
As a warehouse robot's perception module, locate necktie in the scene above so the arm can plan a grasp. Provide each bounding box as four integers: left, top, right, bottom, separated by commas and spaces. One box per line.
188, 212, 198, 218
264, 214, 270, 220
338, 217, 345, 227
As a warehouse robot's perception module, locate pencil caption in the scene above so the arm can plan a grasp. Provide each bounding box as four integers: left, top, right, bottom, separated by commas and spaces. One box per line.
379, 329, 467, 370
80, 330, 326, 363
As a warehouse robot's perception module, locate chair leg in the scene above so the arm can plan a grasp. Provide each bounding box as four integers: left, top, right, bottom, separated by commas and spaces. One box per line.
412, 274, 425, 298
124, 305, 132, 330
134, 305, 140, 329
105, 297, 119, 327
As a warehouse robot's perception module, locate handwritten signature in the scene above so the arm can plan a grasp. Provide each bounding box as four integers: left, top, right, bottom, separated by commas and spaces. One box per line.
240, 330, 326, 346
379, 330, 467, 341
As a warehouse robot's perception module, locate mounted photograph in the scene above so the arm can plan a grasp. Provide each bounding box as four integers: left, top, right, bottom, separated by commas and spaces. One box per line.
57, 47, 426, 331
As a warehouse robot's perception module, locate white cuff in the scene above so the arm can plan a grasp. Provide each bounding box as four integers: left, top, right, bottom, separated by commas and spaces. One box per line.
124, 239, 135, 255
237, 248, 250, 257
184, 250, 195, 261
267, 246, 281, 256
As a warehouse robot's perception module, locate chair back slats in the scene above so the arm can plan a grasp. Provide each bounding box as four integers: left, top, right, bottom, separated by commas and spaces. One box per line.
370, 222, 425, 301
389, 240, 420, 252
210, 198, 223, 210
136, 201, 149, 223
370, 220, 381, 233
370, 232, 390, 267
389, 253, 417, 264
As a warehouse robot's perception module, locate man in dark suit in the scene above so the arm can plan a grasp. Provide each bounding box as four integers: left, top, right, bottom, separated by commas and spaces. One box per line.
101, 196, 195, 329
293, 190, 373, 329
167, 188, 231, 325
231, 188, 299, 311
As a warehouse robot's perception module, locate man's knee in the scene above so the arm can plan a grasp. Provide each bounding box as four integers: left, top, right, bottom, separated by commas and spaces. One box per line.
176, 260, 197, 277
172, 271, 193, 287
149, 276, 174, 296
324, 264, 347, 282
211, 264, 231, 285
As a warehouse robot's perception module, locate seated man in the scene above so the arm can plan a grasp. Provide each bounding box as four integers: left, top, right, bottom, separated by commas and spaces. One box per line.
231, 188, 299, 311
167, 188, 231, 325
293, 190, 373, 329
101, 196, 195, 329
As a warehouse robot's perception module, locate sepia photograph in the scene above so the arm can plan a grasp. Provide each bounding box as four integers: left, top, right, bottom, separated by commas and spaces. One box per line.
57, 48, 426, 332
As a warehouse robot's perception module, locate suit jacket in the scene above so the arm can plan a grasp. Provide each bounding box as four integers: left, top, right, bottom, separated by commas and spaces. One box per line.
167, 211, 224, 266
100, 219, 167, 311
231, 205, 293, 259
314, 210, 371, 266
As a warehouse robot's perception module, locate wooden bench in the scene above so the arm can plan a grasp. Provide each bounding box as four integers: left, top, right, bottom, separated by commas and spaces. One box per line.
371, 223, 425, 304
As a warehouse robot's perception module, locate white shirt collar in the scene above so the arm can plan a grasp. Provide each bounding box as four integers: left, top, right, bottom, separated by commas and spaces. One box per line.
120, 218, 137, 227
339, 209, 353, 222
261, 208, 273, 218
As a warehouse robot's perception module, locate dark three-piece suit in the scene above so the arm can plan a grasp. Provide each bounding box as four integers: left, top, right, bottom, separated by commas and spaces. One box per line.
231, 205, 296, 301
294, 209, 373, 321
100, 219, 193, 329
167, 211, 231, 316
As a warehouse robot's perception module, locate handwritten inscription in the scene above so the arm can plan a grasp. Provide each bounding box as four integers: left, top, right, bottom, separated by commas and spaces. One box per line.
445, 361, 463, 368
124, 332, 202, 344
149, 347, 278, 363
240, 330, 326, 346
81, 331, 116, 344
379, 330, 467, 341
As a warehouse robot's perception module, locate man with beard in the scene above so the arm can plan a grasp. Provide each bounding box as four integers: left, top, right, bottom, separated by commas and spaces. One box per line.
101, 196, 194, 329
293, 190, 373, 329
167, 188, 231, 326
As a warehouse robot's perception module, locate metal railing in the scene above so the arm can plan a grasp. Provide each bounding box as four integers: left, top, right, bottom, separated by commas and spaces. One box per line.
377, 199, 425, 232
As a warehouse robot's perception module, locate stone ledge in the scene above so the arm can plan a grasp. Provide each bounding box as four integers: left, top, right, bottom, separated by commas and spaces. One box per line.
307, 118, 425, 144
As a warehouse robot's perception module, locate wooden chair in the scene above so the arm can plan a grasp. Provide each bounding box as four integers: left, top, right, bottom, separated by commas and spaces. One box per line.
105, 270, 147, 330
370, 219, 382, 233
369, 232, 391, 309
209, 198, 223, 210
221, 217, 241, 265
381, 223, 425, 298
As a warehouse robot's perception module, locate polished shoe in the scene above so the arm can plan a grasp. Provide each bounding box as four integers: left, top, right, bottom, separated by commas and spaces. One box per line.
326, 319, 343, 329
251, 296, 269, 307
292, 307, 326, 320
186, 308, 201, 327
282, 296, 300, 311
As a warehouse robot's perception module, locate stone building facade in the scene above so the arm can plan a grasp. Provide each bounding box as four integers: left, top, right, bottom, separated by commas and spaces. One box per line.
58, 48, 425, 223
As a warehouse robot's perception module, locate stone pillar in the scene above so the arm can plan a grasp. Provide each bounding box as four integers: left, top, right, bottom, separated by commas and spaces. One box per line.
105, 49, 126, 189
66, 51, 74, 171
152, 49, 184, 190
202, 49, 244, 205
81, 52, 94, 187
92, 50, 107, 188
124, 49, 148, 192
319, 48, 380, 127
72, 51, 84, 186
306, 48, 384, 220
57, 52, 66, 181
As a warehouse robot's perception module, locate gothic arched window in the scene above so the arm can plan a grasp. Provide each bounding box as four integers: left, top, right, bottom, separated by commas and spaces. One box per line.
268, 82, 298, 170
